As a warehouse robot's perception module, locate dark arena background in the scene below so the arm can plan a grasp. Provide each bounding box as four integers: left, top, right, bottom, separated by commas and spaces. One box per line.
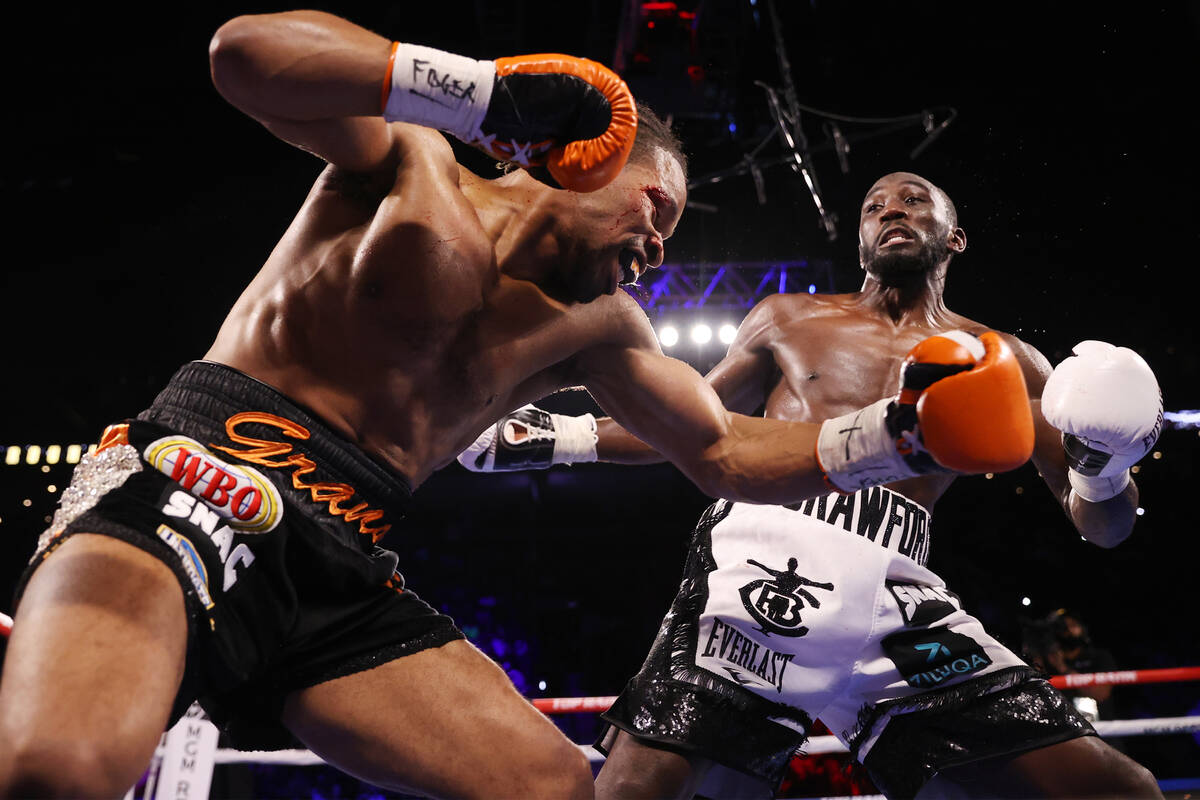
3, 2, 1199, 798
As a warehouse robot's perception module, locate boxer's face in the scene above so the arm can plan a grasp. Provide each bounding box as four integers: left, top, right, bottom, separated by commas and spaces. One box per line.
559, 146, 686, 302
858, 173, 964, 282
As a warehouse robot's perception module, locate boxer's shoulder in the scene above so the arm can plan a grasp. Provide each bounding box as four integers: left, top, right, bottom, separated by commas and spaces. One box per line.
937, 315, 1053, 391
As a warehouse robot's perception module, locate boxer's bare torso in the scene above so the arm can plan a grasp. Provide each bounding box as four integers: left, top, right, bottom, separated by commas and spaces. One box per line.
207, 126, 684, 487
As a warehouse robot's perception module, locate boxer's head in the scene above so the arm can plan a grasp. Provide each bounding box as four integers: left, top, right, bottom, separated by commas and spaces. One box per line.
858, 172, 965, 284
553, 103, 688, 302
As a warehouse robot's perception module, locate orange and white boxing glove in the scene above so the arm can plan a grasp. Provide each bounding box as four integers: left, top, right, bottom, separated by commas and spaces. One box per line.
1041, 341, 1162, 502
381, 43, 636, 192
816, 330, 1035, 492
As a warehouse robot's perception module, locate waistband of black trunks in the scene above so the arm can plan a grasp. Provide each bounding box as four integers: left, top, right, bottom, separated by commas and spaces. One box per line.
137, 361, 412, 513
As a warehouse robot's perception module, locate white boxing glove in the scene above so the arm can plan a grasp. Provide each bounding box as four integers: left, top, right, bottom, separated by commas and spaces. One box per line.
458, 405, 598, 472
1042, 341, 1162, 502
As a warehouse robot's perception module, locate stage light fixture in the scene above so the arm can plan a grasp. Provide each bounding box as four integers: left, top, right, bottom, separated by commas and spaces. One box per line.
691, 324, 712, 344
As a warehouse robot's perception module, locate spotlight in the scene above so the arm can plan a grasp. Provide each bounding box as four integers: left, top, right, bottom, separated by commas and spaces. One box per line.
808, 284, 817, 294
1136, 507, 1145, 516
659, 326, 679, 347
1021, 597, 1031, 607
718, 324, 738, 344
691, 324, 712, 344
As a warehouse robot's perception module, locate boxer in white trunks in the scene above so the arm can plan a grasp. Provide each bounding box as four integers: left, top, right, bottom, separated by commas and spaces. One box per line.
461, 172, 1164, 799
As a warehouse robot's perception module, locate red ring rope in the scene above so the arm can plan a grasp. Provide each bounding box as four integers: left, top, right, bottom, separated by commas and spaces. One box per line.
0, 613, 1196, 698
532, 666, 1200, 715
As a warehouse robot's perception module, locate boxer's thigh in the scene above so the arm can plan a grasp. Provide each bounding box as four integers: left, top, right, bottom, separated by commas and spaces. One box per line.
920, 734, 1161, 799
0, 534, 188, 799
282, 638, 592, 800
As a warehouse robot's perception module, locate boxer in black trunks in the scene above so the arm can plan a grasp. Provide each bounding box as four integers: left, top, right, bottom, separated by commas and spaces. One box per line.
0, 10, 1036, 799
466, 173, 1164, 798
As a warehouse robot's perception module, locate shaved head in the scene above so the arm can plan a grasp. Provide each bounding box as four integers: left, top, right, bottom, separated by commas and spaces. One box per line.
858, 172, 966, 282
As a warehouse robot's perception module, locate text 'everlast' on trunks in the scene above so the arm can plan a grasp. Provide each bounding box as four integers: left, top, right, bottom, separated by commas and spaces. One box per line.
597, 492, 1096, 799
16, 361, 463, 749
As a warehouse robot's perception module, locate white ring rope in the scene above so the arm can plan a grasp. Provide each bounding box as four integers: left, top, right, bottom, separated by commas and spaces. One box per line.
165, 716, 1200, 767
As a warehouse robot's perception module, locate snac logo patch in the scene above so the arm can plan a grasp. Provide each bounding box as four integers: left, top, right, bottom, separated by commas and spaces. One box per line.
144, 435, 282, 533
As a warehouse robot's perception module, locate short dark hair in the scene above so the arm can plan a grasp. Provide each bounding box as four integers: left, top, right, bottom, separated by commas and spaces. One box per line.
629, 101, 688, 179
494, 101, 688, 183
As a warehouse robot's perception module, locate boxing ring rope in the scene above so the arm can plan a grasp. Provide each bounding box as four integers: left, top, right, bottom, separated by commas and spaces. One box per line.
126, 666, 1198, 800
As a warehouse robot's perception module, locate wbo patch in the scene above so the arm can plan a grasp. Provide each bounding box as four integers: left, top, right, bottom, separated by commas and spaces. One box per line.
885, 580, 962, 627
143, 435, 282, 533
882, 625, 992, 689
738, 556, 834, 637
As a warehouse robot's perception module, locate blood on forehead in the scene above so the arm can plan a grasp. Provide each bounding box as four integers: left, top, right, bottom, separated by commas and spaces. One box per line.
645, 186, 671, 206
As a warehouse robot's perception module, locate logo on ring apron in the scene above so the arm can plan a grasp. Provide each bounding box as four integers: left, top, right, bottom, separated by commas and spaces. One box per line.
738, 557, 834, 637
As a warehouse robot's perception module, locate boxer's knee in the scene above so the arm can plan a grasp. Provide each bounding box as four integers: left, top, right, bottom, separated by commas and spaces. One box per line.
512, 735, 592, 800
1107, 752, 1161, 798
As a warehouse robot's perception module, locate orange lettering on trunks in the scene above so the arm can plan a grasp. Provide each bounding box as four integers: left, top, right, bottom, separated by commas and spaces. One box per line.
213, 412, 391, 543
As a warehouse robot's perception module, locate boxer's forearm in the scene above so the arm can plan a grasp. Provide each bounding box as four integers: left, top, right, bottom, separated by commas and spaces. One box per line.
1066, 479, 1139, 548
210, 11, 391, 123
595, 418, 667, 465
686, 414, 831, 505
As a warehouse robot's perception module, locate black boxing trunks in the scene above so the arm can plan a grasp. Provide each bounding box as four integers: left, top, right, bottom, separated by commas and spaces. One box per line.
597, 499, 1095, 799
17, 361, 463, 749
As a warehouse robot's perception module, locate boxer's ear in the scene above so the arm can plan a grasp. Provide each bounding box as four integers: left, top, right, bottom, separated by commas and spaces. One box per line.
948, 226, 967, 254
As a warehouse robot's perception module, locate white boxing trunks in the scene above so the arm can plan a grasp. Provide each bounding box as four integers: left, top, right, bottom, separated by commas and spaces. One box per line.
598, 489, 1095, 799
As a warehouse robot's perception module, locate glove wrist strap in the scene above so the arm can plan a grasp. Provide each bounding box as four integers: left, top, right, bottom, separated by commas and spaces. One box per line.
816, 398, 917, 492
1068, 468, 1131, 503
550, 413, 598, 465
382, 43, 496, 140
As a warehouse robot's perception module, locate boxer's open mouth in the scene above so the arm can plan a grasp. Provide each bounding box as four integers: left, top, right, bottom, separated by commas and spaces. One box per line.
619, 248, 643, 284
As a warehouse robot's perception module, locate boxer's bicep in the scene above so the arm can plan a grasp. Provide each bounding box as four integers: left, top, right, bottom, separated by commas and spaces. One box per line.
1005, 335, 1073, 507
706, 295, 781, 413
705, 343, 774, 415
210, 11, 400, 171
581, 344, 731, 472
257, 115, 400, 173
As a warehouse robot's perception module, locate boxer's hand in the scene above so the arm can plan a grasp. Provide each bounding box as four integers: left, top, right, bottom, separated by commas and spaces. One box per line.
816, 331, 1035, 492
458, 405, 598, 472
1042, 341, 1162, 502
382, 44, 636, 192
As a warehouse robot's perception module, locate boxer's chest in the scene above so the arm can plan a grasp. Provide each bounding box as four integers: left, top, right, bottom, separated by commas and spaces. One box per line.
762, 317, 933, 423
